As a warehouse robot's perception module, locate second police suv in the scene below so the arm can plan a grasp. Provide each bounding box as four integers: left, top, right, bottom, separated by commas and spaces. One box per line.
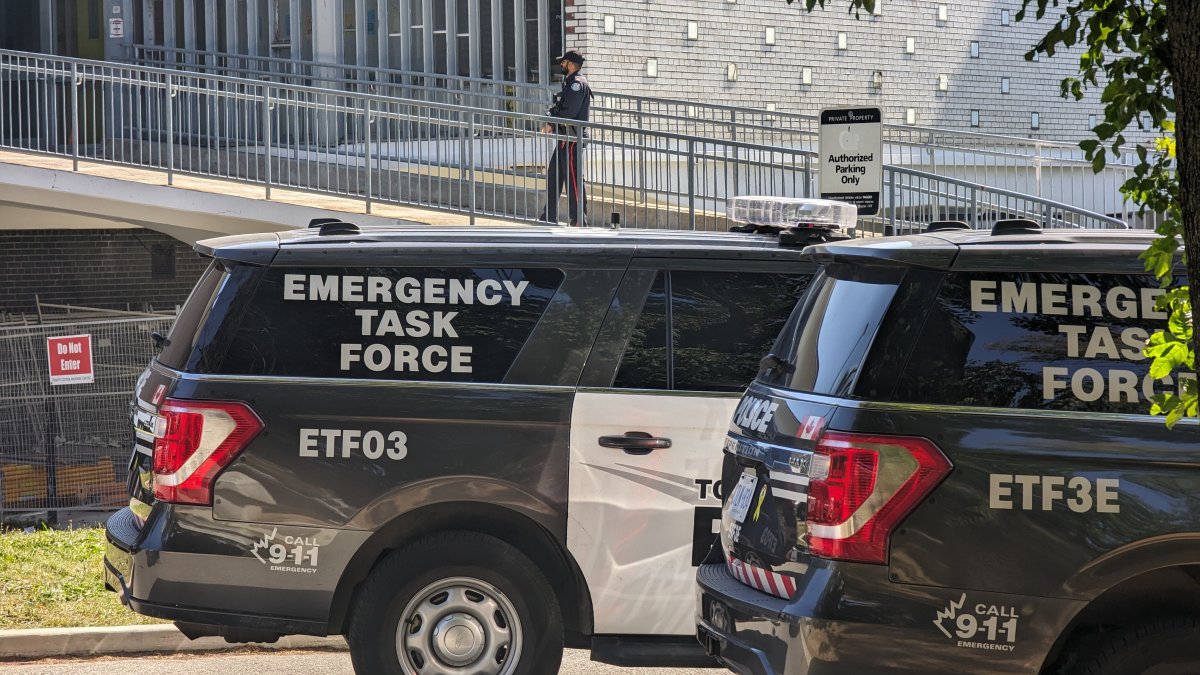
697, 220, 1200, 674
102, 199, 856, 675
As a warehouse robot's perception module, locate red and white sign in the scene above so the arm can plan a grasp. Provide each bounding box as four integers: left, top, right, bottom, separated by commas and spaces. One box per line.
47, 334, 94, 385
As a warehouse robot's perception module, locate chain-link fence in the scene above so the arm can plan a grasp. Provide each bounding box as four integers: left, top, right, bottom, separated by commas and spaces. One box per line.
0, 313, 174, 522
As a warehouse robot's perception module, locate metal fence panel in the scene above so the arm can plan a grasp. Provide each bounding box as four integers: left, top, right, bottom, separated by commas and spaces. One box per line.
0, 316, 173, 519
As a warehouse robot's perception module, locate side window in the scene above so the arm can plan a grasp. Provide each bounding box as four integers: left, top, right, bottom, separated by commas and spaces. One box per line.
216, 267, 564, 383
612, 274, 668, 389
614, 270, 810, 393
893, 272, 1187, 414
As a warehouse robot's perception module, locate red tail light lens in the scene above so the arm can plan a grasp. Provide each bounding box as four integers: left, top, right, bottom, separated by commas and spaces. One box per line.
152, 399, 263, 505
805, 432, 950, 564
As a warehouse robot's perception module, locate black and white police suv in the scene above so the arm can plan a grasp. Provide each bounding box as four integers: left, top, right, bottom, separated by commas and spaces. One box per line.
696, 222, 1200, 675
103, 200, 855, 674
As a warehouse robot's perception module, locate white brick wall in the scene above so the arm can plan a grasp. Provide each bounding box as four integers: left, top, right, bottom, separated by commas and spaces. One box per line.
566, 0, 1140, 144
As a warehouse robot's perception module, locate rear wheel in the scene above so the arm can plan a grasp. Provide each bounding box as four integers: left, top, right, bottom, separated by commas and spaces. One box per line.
1077, 617, 1200, 675
347, 531, 564, 675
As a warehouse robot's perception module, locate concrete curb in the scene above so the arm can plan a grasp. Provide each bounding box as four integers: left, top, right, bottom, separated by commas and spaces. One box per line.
0, 625, 348, 660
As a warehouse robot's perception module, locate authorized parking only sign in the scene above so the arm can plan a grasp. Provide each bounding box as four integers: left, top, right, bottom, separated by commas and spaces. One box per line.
819, 107, 883, 216
47, 334, 94, 385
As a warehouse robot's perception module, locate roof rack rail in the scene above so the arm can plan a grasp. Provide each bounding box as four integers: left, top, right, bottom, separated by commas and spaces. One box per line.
927, 220, 971, 232
308, 217, 343, 229
992, 218, 1042, 236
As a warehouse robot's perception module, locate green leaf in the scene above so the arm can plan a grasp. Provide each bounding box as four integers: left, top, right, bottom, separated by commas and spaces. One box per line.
1149, 355, 1176, 380
1166, 401, 1186, 428
1091, 152, 1106, 173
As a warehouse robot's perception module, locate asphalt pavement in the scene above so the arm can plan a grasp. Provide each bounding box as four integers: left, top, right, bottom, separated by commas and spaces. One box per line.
0, 648, 721, 675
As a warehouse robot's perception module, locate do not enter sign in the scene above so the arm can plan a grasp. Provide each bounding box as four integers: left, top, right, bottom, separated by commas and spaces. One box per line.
47, 334, 94, 385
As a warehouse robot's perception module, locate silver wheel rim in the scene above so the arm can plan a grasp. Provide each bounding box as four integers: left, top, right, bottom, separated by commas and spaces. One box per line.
396, 576, 523, 675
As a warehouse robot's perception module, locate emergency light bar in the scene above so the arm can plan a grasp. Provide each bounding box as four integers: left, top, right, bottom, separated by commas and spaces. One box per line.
724, 194, 859, 234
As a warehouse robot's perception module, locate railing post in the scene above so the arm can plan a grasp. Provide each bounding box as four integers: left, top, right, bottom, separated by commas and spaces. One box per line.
637, 98, 647, 204
468, 113, 476, 225
576, 122, 587, 227
263, 85, 273, 201
970, 186, 979, 228
70, 62, 79, 171
364, 98, 373, 213
1034, 152, 1043, 198
687, 139, 696, 230
165, 73, 174, 185
804, 154, 812, 198
887, 170, 896, 234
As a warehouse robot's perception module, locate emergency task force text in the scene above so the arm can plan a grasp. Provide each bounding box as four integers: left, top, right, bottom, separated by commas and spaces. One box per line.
968, 279, 1195, 403
283, 274, 530, 375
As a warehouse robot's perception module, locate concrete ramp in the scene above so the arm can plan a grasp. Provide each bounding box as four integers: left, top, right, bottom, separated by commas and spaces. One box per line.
0, 151, 516, 244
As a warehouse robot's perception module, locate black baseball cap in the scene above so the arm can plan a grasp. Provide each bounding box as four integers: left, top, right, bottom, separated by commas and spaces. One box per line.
555, 50, 585, 65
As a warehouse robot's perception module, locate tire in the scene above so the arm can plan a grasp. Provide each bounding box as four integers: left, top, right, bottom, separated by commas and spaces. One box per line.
1077, 617, 1200, 675
347, 531, 564, 675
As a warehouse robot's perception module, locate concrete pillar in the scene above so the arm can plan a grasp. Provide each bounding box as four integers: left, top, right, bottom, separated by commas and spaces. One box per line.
489, 0, 502, 81
163, 0, 176, 52
288, 0, 301, 61
376, 0, 389, 71
536, 0, 547, 85
513, 0, 525, 83
104, 0, 135, 61
311, 0, 339, 67
182, 0, 196, 54
444, 0, 456, 76
355, 0, 367, 68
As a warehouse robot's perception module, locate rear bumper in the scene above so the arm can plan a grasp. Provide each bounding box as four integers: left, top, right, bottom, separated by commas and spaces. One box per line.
104, 506, 368, 636
695, 563, 788, 675
696, 561, 1082, 675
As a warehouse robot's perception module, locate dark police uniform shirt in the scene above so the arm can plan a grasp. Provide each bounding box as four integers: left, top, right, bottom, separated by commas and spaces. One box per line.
548, 72, 592, 136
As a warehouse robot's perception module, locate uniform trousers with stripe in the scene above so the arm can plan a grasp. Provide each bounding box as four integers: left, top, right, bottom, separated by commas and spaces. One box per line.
542, 139, 586, 226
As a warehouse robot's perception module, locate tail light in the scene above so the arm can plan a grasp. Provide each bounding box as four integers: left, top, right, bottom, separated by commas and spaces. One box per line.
152, 399, 263, 505
805, 432, 950, 564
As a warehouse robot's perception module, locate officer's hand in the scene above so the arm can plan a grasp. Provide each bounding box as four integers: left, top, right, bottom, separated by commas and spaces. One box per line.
541, 123, 553, 134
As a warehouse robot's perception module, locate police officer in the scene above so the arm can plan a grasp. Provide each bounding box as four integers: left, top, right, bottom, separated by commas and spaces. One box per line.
540, 49, 592, 227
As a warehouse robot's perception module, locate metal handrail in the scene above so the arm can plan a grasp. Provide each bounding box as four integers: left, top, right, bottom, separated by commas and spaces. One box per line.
0, 49, 1129, 234
123, 45, 1163, 223
132, 45, 1101, 151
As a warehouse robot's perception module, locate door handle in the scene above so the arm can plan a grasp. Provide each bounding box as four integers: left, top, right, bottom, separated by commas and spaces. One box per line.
598, 431, 672, 455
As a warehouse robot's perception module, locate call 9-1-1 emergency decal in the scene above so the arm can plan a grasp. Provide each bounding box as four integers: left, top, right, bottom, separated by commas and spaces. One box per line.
251, 528, 321, 574
934, 594, 1020, 652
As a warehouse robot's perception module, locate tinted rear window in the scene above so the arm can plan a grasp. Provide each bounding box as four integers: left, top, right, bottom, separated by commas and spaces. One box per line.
893, 272, 1184, 413
217, 267, 563, 383
157, 261, 260, 372
757, 263, 903, 396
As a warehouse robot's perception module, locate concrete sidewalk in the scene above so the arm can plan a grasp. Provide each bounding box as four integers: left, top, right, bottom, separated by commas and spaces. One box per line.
0, 625, 347, 660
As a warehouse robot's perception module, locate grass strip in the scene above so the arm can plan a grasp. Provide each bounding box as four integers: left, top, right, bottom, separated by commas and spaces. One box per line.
0, 526, 165, 629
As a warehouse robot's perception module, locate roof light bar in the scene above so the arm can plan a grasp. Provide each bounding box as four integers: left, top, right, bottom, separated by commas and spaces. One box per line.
728, 196, 857, 233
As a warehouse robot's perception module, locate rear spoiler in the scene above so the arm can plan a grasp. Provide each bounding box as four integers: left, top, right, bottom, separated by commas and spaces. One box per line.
193, 233, 281, 266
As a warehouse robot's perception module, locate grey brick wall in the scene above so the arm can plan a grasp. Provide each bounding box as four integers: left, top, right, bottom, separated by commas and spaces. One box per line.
565, 0, 1140, 144
0, 229, 209, 314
